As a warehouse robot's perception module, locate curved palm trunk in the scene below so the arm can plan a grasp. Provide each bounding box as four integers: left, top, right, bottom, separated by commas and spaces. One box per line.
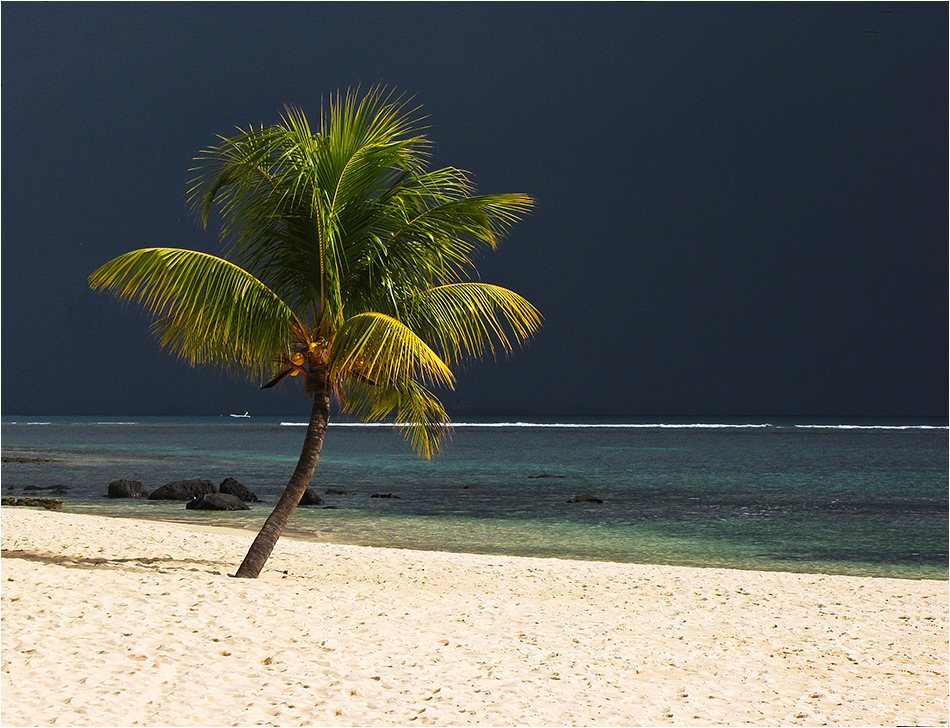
233, 384, 330, 578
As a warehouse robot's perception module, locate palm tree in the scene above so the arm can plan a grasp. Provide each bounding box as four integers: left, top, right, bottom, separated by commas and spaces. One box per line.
89, 88, 541, 578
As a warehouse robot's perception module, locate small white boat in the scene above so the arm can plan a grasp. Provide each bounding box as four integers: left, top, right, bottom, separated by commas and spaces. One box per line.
229, 411, 251, 418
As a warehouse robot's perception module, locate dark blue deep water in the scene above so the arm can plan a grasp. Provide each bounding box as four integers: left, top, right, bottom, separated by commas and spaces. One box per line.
1, 416, 946, 579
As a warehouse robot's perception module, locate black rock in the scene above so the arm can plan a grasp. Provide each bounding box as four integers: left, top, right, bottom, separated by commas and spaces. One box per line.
186, 493, 250, 511
324, 488, 347, 495
148, 479, 216, 501
218, 477, 261, 502
299, 489, 324, 506
567, 494, 604, 504
370, 492, 400, 499
529, 473, 566, 479
108, 479, 149, 499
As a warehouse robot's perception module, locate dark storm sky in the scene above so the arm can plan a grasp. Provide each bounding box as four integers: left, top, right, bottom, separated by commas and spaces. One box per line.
2, 2, 947, 420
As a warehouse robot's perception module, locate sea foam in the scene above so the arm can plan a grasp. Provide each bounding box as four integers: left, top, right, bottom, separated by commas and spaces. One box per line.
278, 421, 947, 430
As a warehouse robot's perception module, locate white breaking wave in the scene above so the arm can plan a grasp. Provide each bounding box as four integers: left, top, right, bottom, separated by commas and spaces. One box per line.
794, 424, 947, 430
280, 421, 773, 429
444, 422, 773, 429
278, 421, 947, 430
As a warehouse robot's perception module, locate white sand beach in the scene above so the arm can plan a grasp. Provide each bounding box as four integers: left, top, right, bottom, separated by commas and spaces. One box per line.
1, 508, 947, 727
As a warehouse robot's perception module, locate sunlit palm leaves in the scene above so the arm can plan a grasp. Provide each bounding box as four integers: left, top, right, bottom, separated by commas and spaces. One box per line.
89, 248, 297, 381
404, 284, 542, 366
90, 86, 541, 457
329, 312, 454, 390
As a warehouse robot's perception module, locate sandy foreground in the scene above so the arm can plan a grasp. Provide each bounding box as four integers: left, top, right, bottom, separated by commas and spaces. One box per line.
1, 509, 947, 728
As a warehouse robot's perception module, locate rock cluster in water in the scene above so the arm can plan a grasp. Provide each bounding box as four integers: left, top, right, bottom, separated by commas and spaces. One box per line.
5, 473, 605, 515
100, 477, 263, 511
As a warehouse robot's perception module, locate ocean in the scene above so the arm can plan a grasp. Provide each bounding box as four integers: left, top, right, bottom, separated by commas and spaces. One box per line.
1, 416, 946, 579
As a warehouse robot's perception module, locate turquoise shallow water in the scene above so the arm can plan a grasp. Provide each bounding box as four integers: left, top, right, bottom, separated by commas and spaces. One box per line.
2, 416, 947, 579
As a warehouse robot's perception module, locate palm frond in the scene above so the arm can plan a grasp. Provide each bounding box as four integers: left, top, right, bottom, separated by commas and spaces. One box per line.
187, 89, 433, 324
329, 312, 454, 389
404, 283, 542, 365
363, 187, 535, 290
393, 187, 534, 251
89, 248, 296, 379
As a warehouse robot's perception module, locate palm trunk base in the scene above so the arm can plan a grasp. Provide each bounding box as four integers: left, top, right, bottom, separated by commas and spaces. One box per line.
233, 483, 307, 577
233, 393, 329, 578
